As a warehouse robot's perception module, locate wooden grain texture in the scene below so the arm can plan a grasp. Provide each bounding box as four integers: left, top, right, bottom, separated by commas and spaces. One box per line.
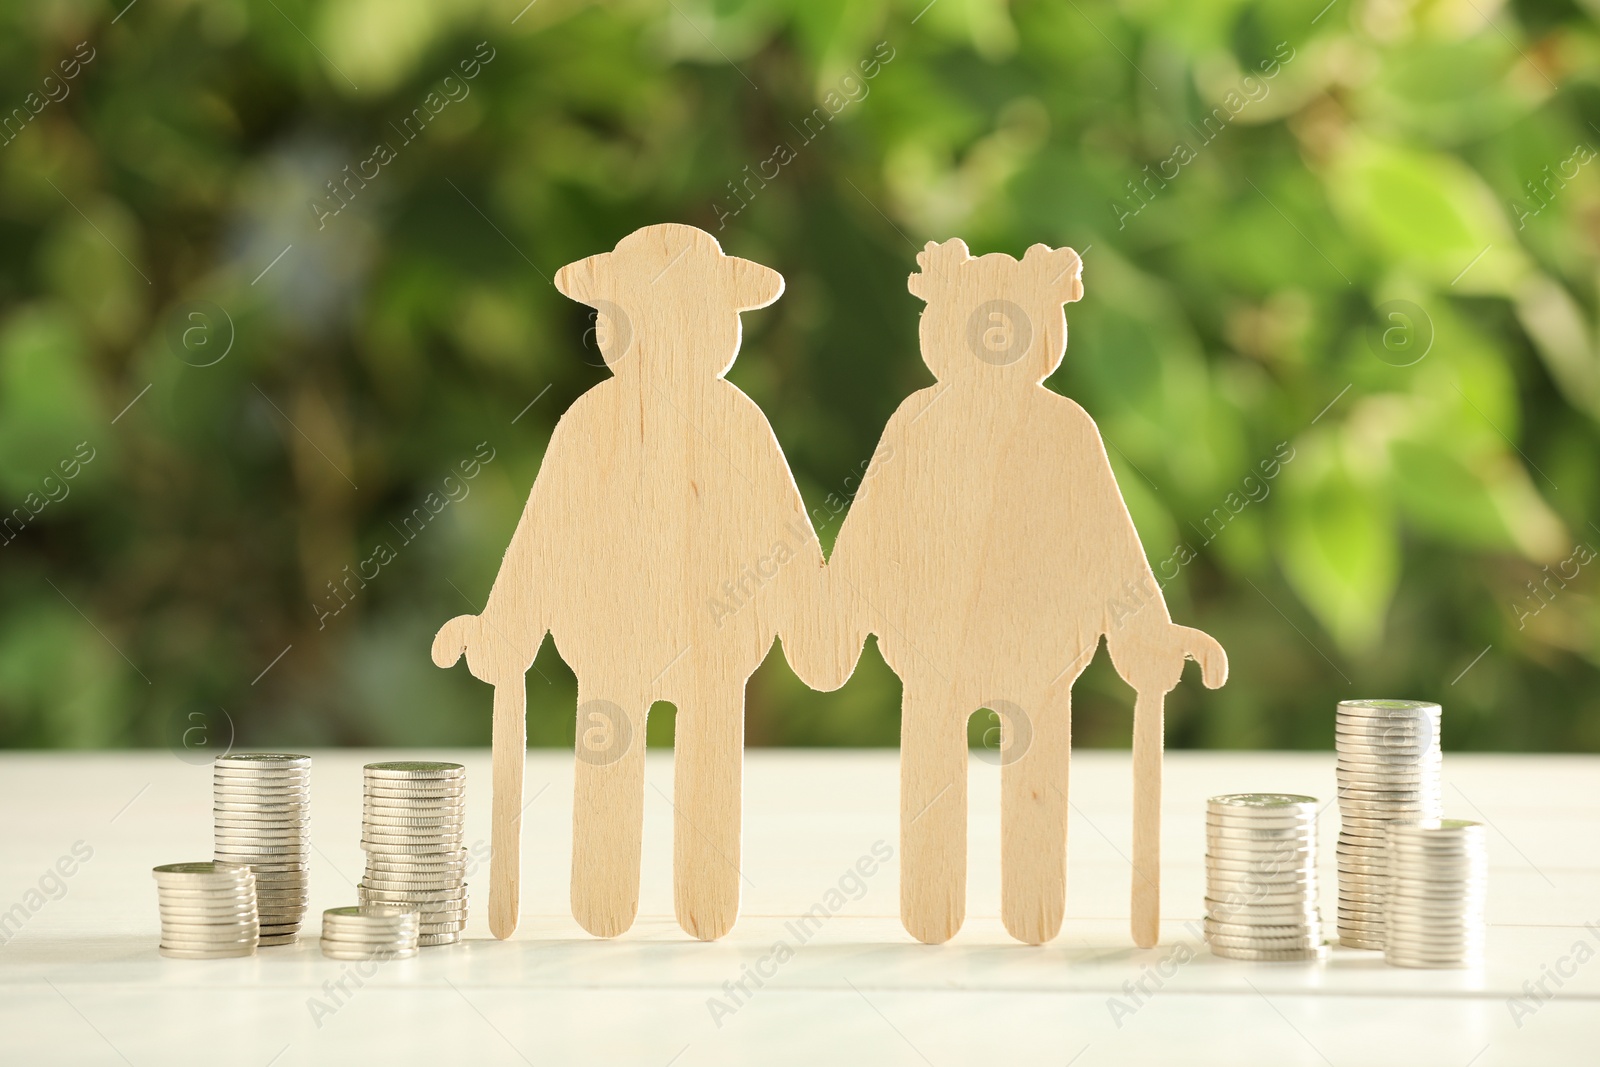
820, 238, 1228, 946
433, 224, 843, 940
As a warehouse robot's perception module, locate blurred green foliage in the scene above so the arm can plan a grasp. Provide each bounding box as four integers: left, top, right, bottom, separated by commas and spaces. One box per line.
1, 0, 1598, 754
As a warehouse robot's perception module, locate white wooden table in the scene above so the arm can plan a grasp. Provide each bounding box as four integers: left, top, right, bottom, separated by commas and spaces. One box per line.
0, 750, 1594, 1065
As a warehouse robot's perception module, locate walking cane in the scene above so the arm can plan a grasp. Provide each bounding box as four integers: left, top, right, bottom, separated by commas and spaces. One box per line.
433, 616, 525, 941
1131, 686, 1163, 949
489, 677, 526, 940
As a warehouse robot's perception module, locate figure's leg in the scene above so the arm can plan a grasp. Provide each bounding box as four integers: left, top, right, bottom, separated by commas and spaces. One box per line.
900, 678, 969, 944
570, 687, 646, 938
672, 676, 745, 940
1001, 682, 1073, 945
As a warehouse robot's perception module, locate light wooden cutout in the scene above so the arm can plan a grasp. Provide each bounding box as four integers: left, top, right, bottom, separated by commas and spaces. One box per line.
432, 224, 843, 941
818, 239, 1228, 947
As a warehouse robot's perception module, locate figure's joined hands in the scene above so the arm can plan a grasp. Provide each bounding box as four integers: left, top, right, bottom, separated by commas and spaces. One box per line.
780, 570, 867, 692
1107, 621, 1228, 697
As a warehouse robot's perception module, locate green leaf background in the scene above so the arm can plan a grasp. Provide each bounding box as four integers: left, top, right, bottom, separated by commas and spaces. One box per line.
1, 0, 1597, 753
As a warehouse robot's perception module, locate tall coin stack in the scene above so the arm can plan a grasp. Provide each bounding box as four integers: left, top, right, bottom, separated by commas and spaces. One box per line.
153, 861, 259, 959
1334, 699, 1442, 950
1384, 820, 1487, 969
357, 762, 468, 946
213, 753, 312, 946
1204, 794, 1326, 961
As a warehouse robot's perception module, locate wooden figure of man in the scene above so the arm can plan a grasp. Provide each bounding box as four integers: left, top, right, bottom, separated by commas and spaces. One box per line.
820, 239, 1228, 947
432, 224, 838, 941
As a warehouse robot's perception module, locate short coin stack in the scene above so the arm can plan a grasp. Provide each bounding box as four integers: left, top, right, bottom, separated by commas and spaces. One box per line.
1204, 793, 1325, 961
1384, 820, 1487, 969
213, 753, 312, 946
153, 861, 259, 959
1335, 699, 1442, 950
320, 905, 421, 960
357, 762, 468, 946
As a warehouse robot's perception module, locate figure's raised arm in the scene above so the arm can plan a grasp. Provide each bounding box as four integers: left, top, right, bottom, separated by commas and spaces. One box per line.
432, 450, 556, 687
1068, 407, 1226, 696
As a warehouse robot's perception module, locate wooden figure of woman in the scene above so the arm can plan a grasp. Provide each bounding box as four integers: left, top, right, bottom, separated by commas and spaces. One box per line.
820, 239, 1227, 947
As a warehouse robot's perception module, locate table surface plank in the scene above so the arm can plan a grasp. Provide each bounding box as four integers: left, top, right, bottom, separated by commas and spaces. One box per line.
0, 749, 1595, 1065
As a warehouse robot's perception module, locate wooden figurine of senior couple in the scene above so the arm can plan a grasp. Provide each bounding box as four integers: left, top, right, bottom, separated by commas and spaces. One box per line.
431, 223, 1226, 947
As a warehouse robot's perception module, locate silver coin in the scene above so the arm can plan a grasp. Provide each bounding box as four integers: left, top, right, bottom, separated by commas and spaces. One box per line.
359, 886, 468, 903
365, 853, 468, 868
1208, 793, 1318, 810
1210, 945, 1326, 961
153, 861, 254, 879
362, 870, 466, 883
215, 752, 311, 764
1388, 819, 1482, 836
324, 904, 418, 920
358, 880, 462, 894
222, 856, 307, 867
211, 791, 310, 803
322, 946, 420, 961
397, 905, 470, 922
153, 883, 255, 898
361, 844, 465, 858
213, 842, 309, 855
1204, 918, 1323, 937
1206, 898, 1321, 917
1205, 934, 1323, 952
1205, 931, 1325, 950
1205, 857, 1312, 877
213, 764, 310, 781
321, 918, 418, 934
356, 875, 462, 889
363, 813, 464, 825
159, 944, 258, 959
210, 779, 311, 792
321, 935, 419, 951
158, 919, 259, 935
212, 834, 308, 847
319, 918, 420, 936
1204, 888, 1315, 908
365, 760, 465, 775
1206, 877, 1318, 897
417, 933, 462, 947
362, 827, 467, 841
1384, 931, 1485, 951
362, 804, 467, 818
159, 932, 260, 947
1206, 824, 1315, 840
321, 923, 420, 940
158, 898, 257, 912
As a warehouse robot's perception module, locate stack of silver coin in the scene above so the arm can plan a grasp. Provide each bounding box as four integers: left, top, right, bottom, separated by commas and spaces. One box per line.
1204, 794, 1326, 960
1384, 820, 1487, 969
1335, 699, 1442, 949
212, 753, 312, 946
320, 905, 421, 960
153, 861, 259, 959
357, 762, 467, 946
